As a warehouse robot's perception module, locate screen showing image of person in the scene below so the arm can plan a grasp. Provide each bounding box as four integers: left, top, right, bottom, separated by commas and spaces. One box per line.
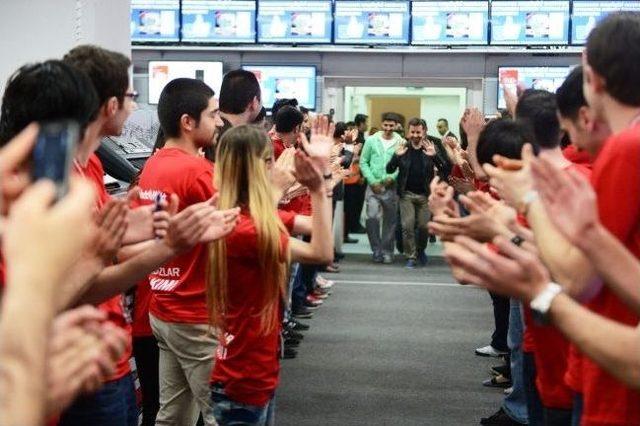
490, 0, 569, 45
181, 0, 256, 43
257, 0, 333, 43
334, 1, 410, 44
571, 1, 640, 45
411, 0, 488, 45
131, 0, 180, 42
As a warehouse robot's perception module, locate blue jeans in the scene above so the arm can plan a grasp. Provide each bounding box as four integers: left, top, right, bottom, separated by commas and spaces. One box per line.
571, 393, 583, 426
59, 372, 138, 426
523, 352, 545, 426
503, 299, 529, 424
211, 383, 275, 426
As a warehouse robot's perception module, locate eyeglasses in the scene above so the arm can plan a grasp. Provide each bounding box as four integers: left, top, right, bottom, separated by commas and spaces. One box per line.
124, 91, 139, 101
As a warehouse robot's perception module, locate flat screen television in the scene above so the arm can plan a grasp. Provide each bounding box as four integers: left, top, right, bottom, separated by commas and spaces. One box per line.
242, 65, 317, 110
148, 61, 224, 104
181, 0, 257, 43
257, 0, 333, 43
490, 1, 569, 45
334, 1, 410, 45
571, 1, 640, 45
411, 1, 489, 45
131, 0, 180, 42
497, 66, 572, 109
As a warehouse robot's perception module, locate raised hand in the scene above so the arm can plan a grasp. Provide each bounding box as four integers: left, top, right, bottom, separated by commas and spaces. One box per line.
0, 123, 38, 218
483, 144, 535, 210
2, 177, 96, 293
421, 139, 436, 156
396, 142, 408, 156
460, 108, 485, 141
293, 150, 323, 192
299, 115, 335, 173
428, 176, 457, 217
444, 235, 550, 303
531, 152, 598, 245
93, 199, 129, 262
46, 305, 128, 416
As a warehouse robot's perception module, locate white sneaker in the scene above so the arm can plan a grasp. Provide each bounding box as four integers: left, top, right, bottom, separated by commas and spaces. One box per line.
475, 345, 508, 357
315, 275, 334, 289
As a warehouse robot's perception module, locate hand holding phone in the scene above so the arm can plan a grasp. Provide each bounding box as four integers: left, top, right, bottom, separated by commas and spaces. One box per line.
31, 120, 79, 200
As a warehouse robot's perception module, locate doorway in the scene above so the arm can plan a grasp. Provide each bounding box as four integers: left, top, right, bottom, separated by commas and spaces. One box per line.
344, 86, 467, 139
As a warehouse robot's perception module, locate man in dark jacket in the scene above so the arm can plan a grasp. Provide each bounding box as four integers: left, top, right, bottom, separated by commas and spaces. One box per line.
386, 118, 437, 268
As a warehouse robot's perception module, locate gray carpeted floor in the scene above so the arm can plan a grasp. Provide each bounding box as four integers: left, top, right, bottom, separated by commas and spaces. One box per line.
276, 244, 505, 426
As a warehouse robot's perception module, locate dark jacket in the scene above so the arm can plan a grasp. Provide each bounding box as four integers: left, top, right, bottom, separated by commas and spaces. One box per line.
386, 145, 436, 197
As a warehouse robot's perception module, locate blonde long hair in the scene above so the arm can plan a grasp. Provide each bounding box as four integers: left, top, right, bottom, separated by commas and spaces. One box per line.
207, 125, 289, 336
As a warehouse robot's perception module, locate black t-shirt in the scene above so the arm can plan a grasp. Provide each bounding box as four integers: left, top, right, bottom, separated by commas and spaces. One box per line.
405, 146, 430, 195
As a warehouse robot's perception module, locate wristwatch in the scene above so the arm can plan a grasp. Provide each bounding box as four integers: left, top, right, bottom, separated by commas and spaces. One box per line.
530, 282, 562, 325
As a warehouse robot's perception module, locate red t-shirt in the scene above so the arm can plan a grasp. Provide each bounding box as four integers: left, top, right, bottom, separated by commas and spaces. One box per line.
132, 278, 153, 337
136, 147, 215, 324
520, 164, 591, 409
210, 209, 296, 406
75, 154, 132, 381
580, 125, 640, 426
562, 145, 592, 170
272, 136, 312, 215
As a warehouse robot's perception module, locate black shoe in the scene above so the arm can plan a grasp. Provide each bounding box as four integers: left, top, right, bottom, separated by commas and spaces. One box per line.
353, 225, 366, 234
482, 374, 512, 389
490, 364, 509, 378
284, 329, 304, 340
287, 318, 310, 331
303, 300, 320, 310
480, 408, 524, 425
344, 236, 359, 244
282, 347, 297, 359
292, 306, 314, 319
284, 338, 300, 347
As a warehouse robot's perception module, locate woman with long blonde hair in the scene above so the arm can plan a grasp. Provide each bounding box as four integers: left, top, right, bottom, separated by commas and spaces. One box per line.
207, 117, 334, 425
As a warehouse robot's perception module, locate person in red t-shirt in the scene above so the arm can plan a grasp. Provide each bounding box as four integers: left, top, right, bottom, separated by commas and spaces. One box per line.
208, 120, 334, 425
136, 78, 240, 426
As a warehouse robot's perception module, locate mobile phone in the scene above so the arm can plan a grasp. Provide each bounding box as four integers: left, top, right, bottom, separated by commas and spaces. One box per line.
31, 120, 79, 200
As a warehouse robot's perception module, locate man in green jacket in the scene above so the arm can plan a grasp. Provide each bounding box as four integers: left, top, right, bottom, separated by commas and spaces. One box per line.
360, 113, 404, 263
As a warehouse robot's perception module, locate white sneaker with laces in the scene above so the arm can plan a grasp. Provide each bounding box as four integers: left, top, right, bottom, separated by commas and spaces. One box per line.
475, 345, 508, 357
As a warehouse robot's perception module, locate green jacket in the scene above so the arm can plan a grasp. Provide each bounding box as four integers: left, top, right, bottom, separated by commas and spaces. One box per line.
360, 131, 404, 185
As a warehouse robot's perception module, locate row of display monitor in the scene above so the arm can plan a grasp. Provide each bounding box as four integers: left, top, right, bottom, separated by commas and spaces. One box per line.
132, 1, 640, 46
146, 60, 574, 111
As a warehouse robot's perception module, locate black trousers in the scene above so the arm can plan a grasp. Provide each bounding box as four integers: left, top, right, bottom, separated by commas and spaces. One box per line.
344, 182, 366, 233
132, 335, 160, 426
489, 291, 510, 352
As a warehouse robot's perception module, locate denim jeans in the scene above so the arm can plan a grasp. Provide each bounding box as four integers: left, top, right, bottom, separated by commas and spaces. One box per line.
523, 352, 545, 426
211, 383, 275, 426
490, 291, 510, 352
503, 299, 529, 424
59, 372, 138, 426
571, 393, 583, 426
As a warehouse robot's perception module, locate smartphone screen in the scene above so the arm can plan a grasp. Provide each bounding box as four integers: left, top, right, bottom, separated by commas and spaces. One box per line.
32, 120, 79, 199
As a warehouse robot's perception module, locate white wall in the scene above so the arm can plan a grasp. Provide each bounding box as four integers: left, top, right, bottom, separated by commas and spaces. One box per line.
0, 0, 130, 95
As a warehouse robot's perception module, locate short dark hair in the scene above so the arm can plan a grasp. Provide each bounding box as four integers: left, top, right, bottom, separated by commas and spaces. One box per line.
271, 98, 298, 117
63, 44, 131, 106
345, 121, 356, 128
219, 69, 261, 115
354, 114, 368, 125
334, 121, 348, 139
0, 60, 99, 145
516, 89, 560, 149
275, 105, 303, 133
476, 119, 532, 166
437, 118, 449, 126
381, 112, 398, 123
556, 66, 586, 121
586, 11, 640, 106
407, 117, 426, 130
157, 78, 215, 139
299, 106, 309, 115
